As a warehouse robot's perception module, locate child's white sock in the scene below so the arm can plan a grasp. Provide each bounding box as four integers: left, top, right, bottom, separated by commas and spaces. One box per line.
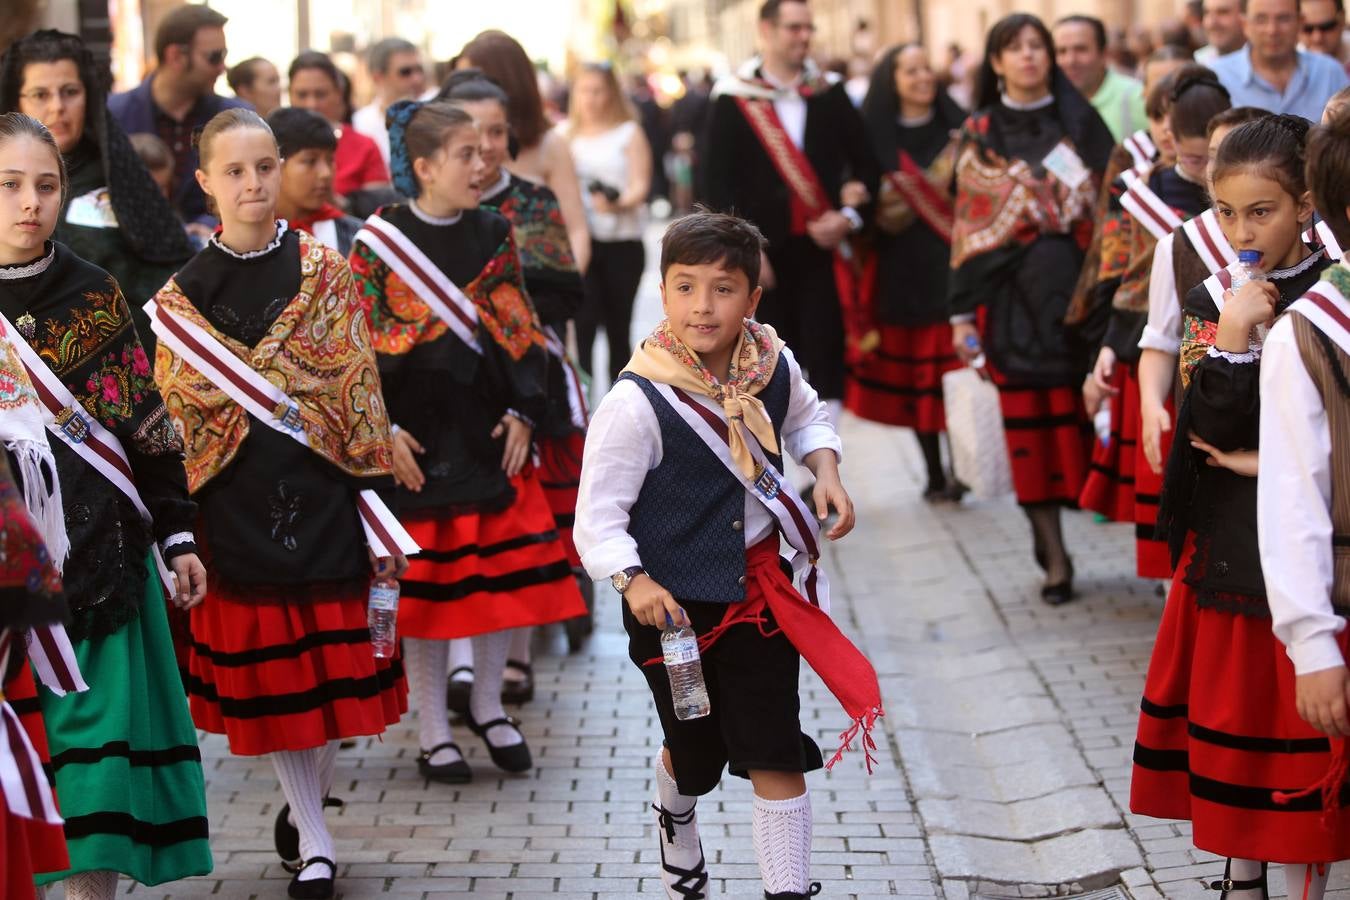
470, 630, 522, 747
62, 870, 118, 900
1285, 863, 1329, 900
317, 738, 340, 797
505, 627, 532, 681
753, 791, 812, 895
448, 638, 474, 681
404, 637, 461, 765
272, 748, 336, 881
653, 750, 706, 900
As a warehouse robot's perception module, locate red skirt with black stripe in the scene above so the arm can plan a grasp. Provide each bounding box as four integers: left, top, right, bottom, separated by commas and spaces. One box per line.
845, 322, 962, 431
2, 665, 68, 877
536, 432, 585, 568
186, 581, 408, 757
399, 468, 587, 640
1078, 363, 1136, 521
1133, 397, 1174, 579
988, 370, 1092, 506
1131, 535, 1350, 862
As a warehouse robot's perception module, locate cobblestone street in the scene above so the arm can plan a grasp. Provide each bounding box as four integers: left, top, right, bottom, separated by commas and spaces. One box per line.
65, 224, 1350, 899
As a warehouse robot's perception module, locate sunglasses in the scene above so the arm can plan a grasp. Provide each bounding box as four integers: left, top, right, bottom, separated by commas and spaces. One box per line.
395, 65, 420, 78
1303, 18, 1341, 33
183, 44, 227, 66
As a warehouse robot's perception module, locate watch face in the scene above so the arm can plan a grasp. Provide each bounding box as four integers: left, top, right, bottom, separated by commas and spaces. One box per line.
611, 572, 628, 593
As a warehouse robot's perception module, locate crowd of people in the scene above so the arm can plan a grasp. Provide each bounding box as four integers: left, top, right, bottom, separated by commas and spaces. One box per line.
8, 0, 1350, 898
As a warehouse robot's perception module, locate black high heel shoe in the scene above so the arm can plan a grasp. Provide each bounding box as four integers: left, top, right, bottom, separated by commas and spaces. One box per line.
1206, 859, 1269, 898
287, 856, 336, 899
1041, 558, 1075, 606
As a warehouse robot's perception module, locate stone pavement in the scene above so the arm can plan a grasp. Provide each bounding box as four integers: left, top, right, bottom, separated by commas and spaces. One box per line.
63, 219, 1350, 898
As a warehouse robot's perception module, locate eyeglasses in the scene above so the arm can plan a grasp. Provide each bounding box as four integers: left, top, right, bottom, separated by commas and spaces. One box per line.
1303, 18, 1341, 33
182, 44, 227, 66
18, 84, 84, 106
395, 65, 420, 78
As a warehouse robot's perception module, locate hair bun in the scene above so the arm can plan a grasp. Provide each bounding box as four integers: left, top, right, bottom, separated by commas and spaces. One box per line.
1169, 70, 1228, 103
1271, 113, 1312, 143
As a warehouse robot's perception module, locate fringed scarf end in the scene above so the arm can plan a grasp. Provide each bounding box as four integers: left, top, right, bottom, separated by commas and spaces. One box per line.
825, 706, 884, 774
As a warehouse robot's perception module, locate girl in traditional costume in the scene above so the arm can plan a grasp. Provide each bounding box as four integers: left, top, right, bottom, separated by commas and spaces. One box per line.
349, 101, 585, 783
1079, 66, 1228, 579
948, 14, 1115, 604
0, 111, 210, 900
149, 108, 409, 900
440, 71, 593, 706
851, 44, 966, 501
1132, 115, 1339, 900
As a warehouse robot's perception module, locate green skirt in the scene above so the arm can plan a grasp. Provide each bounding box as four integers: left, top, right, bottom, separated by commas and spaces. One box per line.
35, 552, 212, 885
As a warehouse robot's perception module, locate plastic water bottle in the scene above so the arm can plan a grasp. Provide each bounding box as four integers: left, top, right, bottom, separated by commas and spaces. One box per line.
1229, 249, 1271, 345
662, 613, 710, 720
964, 333, 986, 370
368, 576, 400, 658
1094, 400, 1112, 448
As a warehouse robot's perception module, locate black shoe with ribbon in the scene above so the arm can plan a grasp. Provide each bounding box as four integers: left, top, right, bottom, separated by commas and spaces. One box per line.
765, 884, 822, 899
653, 802, 708, 899
1206, 859, 1269, 899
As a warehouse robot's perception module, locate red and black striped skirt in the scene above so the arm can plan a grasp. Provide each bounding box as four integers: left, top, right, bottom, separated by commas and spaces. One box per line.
399, 469, 587, 640
536, 431, 585, 569
1078, 363, 1136, 522
2, 665, 68, 877
185, 581, 408, 757
1132, 398, 1174, 580
992, 378, 1091, 507
845, 321, 962, 432
1131, 535, 1350, 863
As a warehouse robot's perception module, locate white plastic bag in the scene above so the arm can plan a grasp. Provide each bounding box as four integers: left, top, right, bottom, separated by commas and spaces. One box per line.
942, 367, 1013, 500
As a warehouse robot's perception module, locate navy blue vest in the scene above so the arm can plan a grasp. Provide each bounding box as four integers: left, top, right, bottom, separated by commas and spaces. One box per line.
622, 364, 791, 603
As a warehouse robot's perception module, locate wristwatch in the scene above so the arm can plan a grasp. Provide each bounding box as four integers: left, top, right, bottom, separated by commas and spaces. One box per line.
611, 566, 645, 595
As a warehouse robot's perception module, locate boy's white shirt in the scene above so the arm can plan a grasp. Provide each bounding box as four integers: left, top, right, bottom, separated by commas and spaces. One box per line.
1258, 313, 1348, 675
575, 344, 842, 582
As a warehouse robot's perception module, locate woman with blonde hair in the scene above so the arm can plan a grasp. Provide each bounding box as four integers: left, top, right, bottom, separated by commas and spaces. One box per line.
561, 62, 652, 382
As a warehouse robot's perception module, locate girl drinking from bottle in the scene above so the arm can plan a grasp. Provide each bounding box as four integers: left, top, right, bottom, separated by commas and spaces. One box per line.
348, 100, 584, 785
1132, 114, 1342, 900
151, 108, 407, 900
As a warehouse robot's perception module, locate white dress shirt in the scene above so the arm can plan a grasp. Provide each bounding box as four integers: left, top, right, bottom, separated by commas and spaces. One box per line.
763, 71, 807, 149
1258, 313, 1347, 675
352, 102, 391, 166
1139, 231, 1183, 355
574, 345, 842, 582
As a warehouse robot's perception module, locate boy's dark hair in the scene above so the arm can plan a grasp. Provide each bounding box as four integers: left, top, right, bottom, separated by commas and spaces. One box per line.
154, 4, 228, 64
1212, 113, 1311, 201
226, 56, 268, 93
1207, 105, 1268, 138
759, 0, 808, 22
1145, 69, 1180, 122
660, 210, 767, 287
267, 106, 337, 159
1307, 105, 1350, 254
1167, 64, 1231, 139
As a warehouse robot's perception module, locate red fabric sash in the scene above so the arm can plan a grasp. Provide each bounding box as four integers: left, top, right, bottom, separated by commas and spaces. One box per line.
885, 151, 954, 245
644, 537, 884, 773
734, 97, 832, 236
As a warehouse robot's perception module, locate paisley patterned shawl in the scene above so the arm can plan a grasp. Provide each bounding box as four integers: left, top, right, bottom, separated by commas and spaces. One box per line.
1066, 142, 1138, 326
152, 232, 393, 494
876, 140, 958, 237
351, 228, 548, 361
0, 451, 65, 631
949, 112, 1099, 271
486, 178, 579, 276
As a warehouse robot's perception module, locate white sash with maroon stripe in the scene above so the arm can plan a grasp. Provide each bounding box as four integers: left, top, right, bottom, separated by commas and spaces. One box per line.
25, 623, 86, 697
1182, 208, 1238, 275
1202, 265, 1235, 314
1303, 220, 1345, 262
648, 381, 830, 613
1120, 170, 1183, 242
0, 630, 60, 825
0, 309, 175, 602
353, 216, 483, 354
544, 326, 588, 430
144, 299, 419, 559
1123, 129, 1156, 174
1292, 276, 1350, 355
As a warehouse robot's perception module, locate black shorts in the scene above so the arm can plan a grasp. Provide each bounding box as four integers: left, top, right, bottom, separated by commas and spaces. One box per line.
624, 597, 823, 796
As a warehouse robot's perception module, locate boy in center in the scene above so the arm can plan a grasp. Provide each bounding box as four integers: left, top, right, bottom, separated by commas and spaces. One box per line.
575, 211, 882, 900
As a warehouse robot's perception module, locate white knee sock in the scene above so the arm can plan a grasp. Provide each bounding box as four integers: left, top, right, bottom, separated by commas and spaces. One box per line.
62, 870, 118, 900
470, 630, 521, 747
753, 791, 813, 895
1285, 864, 1329, 900
448, 638, 474, 680
272, 748, 335, 881
653, 751, 705, 900
404, 637, 460, 765
505, 627, 533, 678
1224, 859, 1267, 899
317, 738, 340, 798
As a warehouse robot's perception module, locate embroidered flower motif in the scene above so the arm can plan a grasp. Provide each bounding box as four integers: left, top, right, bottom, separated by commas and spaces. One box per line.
101, 373, 120, 403
131, 346, 150, 376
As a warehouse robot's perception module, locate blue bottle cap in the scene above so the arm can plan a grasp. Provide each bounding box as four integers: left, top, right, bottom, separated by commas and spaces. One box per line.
1238, 249, 1261, 264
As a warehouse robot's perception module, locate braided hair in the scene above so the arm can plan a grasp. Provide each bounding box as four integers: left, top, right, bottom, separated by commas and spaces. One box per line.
386, 99, 475, 199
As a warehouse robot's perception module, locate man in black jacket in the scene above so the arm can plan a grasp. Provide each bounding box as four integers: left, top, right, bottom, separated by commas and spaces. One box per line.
703, 0, 879, 409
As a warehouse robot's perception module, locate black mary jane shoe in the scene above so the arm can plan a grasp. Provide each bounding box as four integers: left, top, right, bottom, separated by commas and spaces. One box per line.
1040, 560, 1076, 606
1207, 859, 1269, 899
465, 711, 533, 773
287, 856, 336, 899
446, 665, 474, 716
765, 884, 822, 899
274, 797, 344, 865
501, 659, 535, 705
922, 478, 968, 504
417, 742, 472, 784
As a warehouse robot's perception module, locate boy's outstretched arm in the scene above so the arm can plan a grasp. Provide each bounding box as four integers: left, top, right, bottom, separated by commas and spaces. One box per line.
803, 448, 854, 540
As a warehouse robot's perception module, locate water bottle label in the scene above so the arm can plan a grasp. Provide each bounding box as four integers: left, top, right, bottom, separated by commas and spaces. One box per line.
663, 640, 699, 667
368, 585, 399, 611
